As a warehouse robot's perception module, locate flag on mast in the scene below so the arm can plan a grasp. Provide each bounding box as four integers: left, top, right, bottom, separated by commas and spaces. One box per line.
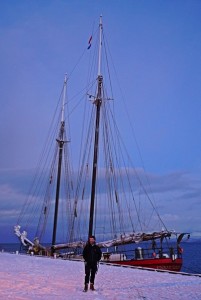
87, 36, 92, 49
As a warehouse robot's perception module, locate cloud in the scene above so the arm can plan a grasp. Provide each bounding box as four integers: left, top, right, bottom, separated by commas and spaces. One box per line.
0, 166, 201, 243
160, 214, 180, 222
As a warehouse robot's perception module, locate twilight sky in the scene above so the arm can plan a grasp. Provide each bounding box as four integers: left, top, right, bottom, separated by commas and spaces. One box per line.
0, 0, 201, 243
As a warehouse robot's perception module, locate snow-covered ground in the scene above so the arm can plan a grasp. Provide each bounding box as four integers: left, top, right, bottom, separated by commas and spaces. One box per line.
0, 252, 201, 299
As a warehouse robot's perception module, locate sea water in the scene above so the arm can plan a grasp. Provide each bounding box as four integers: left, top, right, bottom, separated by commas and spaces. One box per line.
0, 240, 201, 274
181, 240, 201, 274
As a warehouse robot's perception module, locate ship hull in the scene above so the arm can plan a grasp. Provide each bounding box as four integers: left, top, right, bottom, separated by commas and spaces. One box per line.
109, 258, 182, 272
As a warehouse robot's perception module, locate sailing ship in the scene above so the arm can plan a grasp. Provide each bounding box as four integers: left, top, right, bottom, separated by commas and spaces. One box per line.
14, 16, 189, 271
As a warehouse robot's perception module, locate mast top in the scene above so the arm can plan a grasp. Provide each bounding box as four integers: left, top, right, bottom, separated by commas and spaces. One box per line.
98, 15, 103, 77
61, 74, 67, 123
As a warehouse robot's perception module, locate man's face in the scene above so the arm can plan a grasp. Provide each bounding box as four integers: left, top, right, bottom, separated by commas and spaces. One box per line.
89, 237, 95, 245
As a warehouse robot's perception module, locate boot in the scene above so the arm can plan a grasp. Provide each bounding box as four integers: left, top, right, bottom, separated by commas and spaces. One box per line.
83, 283, 88, 292
90, 283, 95, 291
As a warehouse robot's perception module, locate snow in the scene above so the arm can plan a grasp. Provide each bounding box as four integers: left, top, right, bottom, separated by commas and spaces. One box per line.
0, 252, 201, 299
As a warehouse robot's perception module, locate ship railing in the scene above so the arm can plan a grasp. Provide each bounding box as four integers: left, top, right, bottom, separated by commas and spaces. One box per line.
101, 245, 182, 261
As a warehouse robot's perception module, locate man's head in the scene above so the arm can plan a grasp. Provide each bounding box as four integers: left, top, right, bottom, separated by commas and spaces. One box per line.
89, 235, 96, 245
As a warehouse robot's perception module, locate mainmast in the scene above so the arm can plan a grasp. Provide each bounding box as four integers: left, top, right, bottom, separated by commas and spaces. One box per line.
88, 16, 103, 237
52, 75, 67, 250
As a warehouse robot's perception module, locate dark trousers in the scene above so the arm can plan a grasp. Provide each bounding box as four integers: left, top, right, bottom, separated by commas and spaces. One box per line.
84, 263, 97, 284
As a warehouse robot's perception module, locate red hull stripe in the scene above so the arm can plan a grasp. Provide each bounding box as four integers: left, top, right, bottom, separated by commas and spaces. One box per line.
110, 258, 182, 272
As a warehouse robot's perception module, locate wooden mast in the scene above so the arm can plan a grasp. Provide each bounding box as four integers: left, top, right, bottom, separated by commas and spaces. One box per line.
88, 16, 103, 237
51, 75, 67, 251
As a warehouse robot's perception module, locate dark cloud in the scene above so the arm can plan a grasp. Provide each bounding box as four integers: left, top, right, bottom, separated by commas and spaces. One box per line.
1, 167, 201, 242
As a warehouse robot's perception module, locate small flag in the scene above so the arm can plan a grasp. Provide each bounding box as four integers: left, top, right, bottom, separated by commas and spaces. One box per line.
87, 35, 92, 49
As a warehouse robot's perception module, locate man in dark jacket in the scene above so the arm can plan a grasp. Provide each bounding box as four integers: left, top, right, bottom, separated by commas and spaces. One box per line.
83, 235, 102, 292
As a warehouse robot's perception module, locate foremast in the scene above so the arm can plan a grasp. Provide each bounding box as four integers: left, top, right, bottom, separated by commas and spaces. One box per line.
88, 16, 103, 237
52, 75, 68, 251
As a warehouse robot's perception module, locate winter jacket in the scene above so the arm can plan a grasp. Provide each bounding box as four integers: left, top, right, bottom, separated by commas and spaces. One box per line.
83, 243, 102, 265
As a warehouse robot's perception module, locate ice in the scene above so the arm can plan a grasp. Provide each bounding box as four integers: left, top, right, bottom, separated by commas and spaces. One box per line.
0, 252, 201, 299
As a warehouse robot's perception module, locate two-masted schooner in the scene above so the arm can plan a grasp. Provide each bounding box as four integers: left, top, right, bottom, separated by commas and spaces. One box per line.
14, 16, 189, 271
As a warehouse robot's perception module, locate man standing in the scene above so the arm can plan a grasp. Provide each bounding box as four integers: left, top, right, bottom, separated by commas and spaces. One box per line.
83, 235, 102, 292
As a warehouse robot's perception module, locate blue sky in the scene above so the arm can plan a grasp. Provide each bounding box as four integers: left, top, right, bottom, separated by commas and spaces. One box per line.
0, 0, 201, 243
